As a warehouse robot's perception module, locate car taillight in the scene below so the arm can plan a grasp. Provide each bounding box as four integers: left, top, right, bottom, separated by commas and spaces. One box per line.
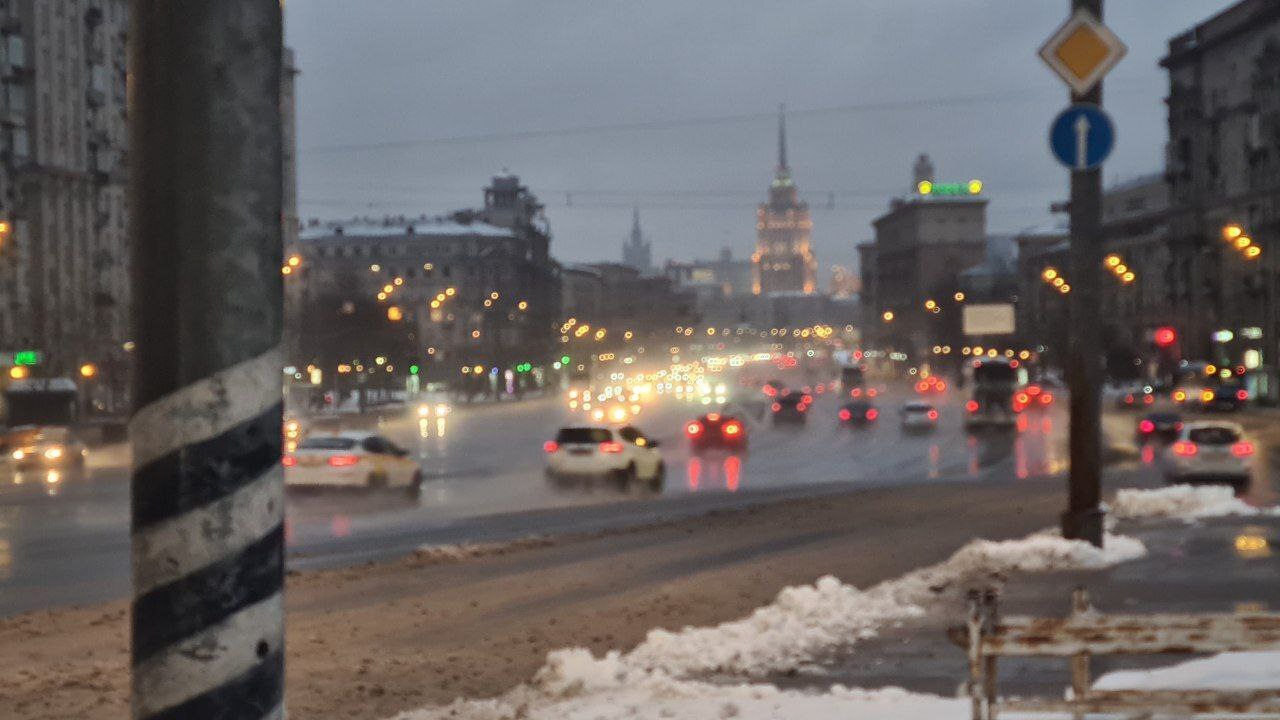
1139, 420, 1155, 433
865, 409, 879, 421
1026, 385, 1041, 397
686, 422, 703, 437
851, 388, 862, 397
706, 413, 720, 422
838, 408, 852, 421
927, 410, 939, 421
1040, 393, 1054, 405
599, 441, 624, 453
936, 381, 947, 391
1143, 394, 1154, 405
1173, 390, 1187, 402
1232, 441, 1255, 457
771, 402, 782, 412
802, 394, 813, 404
965, 400, 979, 413
867, 389, 878, 398
1175, 422, 1184, 430
328, 454, 360, 467
1016, 393, 1030, 405
797, 402, 808, 412
1124, 394, 1134, 404
1172, 441, 1198, 457
1237, 390, 1249, 402
916, 381, 928, 393
281, 455, 298, 467
543, 441, 559, 453
723, 422, 742, 436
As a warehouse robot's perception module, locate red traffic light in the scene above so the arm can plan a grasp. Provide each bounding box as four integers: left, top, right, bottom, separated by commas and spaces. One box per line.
1153, 326, 1177, 348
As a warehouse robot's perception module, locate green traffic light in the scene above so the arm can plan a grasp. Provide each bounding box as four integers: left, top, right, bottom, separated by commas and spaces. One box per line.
409, 364, 420, 375
560, 355, 571, 365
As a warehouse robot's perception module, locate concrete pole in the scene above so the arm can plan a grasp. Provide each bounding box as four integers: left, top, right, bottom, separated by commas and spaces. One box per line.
1062, 0, 1106, 547
128, 2, 285, 719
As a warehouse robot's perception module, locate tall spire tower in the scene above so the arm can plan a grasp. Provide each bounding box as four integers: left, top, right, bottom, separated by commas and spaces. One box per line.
622, 205, 652, 274
753, 104, 816, 294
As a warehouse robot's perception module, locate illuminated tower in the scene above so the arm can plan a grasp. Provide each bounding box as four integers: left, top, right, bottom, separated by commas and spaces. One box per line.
753, 105, 816, 295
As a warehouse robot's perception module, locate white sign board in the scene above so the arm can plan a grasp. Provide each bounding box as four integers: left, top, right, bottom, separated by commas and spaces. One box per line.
963, 303, 1016, 336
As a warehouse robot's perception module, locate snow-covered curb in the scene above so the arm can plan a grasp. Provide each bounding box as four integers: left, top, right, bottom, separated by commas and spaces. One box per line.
1109, 484, 1280, 522
391, 531, 1144, 719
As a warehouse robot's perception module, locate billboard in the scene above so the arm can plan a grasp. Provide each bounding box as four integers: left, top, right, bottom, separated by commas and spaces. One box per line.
963, 303, 1015, 336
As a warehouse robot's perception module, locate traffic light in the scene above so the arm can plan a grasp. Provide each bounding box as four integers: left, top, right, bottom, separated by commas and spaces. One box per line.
1153, 326, 1177, 348
560, 355, 571, 365
408, 364, 419, 375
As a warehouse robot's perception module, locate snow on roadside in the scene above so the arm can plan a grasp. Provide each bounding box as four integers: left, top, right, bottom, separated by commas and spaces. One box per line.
1109, 485, 1279, 521
1095, 651, 1280, 692
390, 531, 1144, 720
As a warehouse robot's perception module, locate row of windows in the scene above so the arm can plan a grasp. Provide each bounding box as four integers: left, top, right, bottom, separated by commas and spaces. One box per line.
310, 238, 520, 260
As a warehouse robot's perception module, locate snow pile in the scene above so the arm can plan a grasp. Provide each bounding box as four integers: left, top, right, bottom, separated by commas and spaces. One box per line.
1095, 651, 1280, 691
389, 531, 1146, 720
398, 672, 964, 720
1110, 485, 1276, 521
623, 531, 1144, 679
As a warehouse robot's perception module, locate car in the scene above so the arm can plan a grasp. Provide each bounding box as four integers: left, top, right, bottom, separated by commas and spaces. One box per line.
283, 432, 423, 495
1160, 421, 1254, 488
913, 375, 947, 395
686, 412, 748, 451
899, 401, 938, 432
1014, 384, 1056, 412
1136, 412, 1183, 445
4, 426, 87, 469
1114, 383, 1156, 410
770, 392, 811, 424
544, 425, 664, 490
838, 400, 878, 427
1199, 383, 1249, 412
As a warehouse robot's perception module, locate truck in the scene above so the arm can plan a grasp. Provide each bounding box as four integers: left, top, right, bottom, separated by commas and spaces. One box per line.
964, 358, 1022, 430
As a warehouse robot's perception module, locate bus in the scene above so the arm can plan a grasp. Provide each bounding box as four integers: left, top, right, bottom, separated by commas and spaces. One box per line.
964, 358, 1022, 429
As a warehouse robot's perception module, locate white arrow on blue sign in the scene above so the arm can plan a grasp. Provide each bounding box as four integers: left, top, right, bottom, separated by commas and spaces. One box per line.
1049, 103, 1115, 171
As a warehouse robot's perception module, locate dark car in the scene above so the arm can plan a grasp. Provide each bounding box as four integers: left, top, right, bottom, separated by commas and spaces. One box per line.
1201, 383, 1248, 412
771, 392, 811, 425
1136, 412, 1183, 445
685, 412, 748, 451
838, 400, 879, 427
4, 426, 88, 469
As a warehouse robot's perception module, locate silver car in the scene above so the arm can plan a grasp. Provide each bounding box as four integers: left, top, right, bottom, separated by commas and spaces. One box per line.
1161, 421, 1253, 487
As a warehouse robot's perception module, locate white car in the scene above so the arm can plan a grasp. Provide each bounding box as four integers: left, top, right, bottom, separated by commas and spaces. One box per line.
284, 432, 423, 495
900, 401, 939, 432
1161, 421, 1254, 487
544, 425, 664, 490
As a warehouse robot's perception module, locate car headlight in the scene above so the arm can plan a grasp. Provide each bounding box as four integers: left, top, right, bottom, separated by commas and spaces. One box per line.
435, 403, 450, 416
12, 450, 24, 461
45, 447, 64, 460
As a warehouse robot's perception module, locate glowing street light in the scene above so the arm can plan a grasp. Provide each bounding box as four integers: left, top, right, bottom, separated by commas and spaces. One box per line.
882, 311, 895, 322
79, 363, 98, 378
1223, 223, 1244, 241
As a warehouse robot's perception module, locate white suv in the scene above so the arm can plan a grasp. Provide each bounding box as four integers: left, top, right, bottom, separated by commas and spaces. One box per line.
544, 425, 664, 490
1161, 421, 1254, 488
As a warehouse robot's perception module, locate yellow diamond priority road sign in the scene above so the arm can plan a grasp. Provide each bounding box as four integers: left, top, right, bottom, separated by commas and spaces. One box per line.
1039, 9, 1127, 96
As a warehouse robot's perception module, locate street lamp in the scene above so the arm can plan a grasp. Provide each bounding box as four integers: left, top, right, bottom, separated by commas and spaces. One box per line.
953, 292, 965, 302
80, 363, 98, 378
882, 311, 895, 322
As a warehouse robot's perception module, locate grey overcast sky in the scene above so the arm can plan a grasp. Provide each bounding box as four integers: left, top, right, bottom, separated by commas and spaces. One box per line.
285, 1, 1220, 277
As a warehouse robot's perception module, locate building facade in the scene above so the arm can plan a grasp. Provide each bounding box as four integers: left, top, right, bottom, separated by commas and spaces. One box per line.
753, 107, 816, 295
0, 0, 128, 399
1160, 0, 1280, 374
293, 176, 561, 393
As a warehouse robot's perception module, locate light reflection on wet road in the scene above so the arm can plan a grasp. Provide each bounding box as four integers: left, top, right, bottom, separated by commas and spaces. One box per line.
0, 389, 1274, 616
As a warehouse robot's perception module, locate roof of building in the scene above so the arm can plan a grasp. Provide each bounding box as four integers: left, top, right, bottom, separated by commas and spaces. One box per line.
299, 218, 514, 242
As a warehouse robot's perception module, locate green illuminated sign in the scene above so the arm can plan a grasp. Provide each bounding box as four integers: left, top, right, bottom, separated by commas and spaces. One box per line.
917, 180, 983, 197
13, 349, 40, 366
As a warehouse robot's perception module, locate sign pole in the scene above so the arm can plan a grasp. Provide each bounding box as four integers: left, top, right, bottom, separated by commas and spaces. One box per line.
129, 2, 286, 719
1062, 0, 1106, 547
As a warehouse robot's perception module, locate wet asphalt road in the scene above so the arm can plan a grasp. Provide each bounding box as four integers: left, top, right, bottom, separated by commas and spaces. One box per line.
0, 388, 1272, 617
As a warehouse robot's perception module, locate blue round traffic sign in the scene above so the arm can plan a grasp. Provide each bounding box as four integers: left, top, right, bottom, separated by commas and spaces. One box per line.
1049, 104, 1115, 171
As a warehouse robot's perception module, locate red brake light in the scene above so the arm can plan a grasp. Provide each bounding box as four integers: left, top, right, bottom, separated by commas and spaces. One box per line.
1016, 393, 1030, 405
1232, 441, 1255, 457
706, 413, 720, 422
1139, 420, 1155, 433
723, 421, 742, 436
935, 381, 946, 391
797, 402, 808, 412
599, 441, 624, 453
927, 410, 939, 421
965, 400, 979, 413
916, 381, 928, 393
281, 455, 297, 467
802, 394, 813, 404
1143, 394, 1154, 404
1026, 385, 1041, 397
865, 408, 879, 421
771, 402, 782, 412
763, 385, 777, 397
1237, 390, 1249, 401
851, 388, 862, 397
1172, 441, 1198, 457
838, 408, 852, 421
543, 440, 560, 453
686, 422, 703, 437
327, 454, 360, 467
1124, 394, 1135, 404
867, 389, 878, 397
1040, 393, 1054, 405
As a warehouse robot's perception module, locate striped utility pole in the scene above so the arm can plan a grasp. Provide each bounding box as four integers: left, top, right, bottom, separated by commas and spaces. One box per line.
129, 3, 285, 719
